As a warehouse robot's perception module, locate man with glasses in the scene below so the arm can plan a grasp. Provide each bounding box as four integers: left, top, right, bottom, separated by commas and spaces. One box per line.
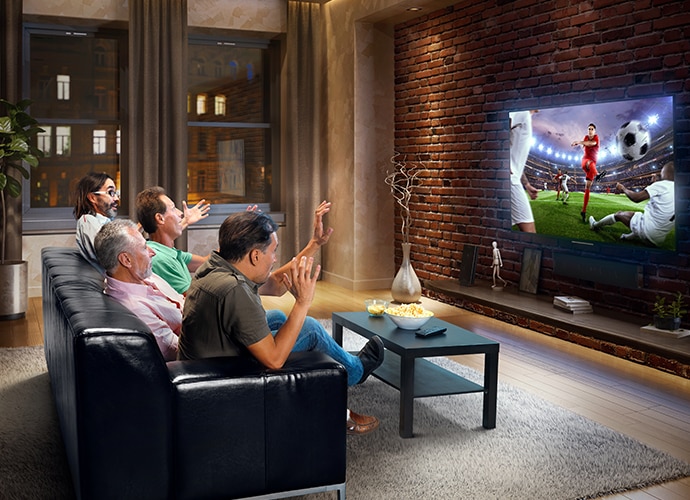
73, 172, 121, 272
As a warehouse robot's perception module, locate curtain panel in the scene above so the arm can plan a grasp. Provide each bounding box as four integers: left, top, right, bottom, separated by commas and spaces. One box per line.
1, 0, 23, 261
128, 0, 188, 248
284, 0, 328, 258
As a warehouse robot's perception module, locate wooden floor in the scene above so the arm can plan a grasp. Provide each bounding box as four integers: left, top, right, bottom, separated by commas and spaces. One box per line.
5, 284, 690, 499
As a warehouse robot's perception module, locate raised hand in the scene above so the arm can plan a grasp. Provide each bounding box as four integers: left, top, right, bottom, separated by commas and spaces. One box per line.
312, 200, 334, 247
282, 256, 320, 306
182, 199, 211, 228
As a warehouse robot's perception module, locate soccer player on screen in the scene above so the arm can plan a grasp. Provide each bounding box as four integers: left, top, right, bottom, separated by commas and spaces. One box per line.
572, 123, 606, 222
553, 169, 563, 201
509, 109, 539, 232
589, 162, 675, 247
559, 171, 572, 205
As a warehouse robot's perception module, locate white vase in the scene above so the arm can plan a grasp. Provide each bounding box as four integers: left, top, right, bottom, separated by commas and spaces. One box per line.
391, 243, 422, 303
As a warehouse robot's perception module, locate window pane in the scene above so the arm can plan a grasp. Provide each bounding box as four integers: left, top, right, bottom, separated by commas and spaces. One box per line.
187, 126, 270, 204
29, 34, 120, 121
188, 44, 265, 123
30, 123, 120, 208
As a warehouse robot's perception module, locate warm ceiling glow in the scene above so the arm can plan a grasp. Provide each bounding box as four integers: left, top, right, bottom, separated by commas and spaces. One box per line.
407, 7, 423, 11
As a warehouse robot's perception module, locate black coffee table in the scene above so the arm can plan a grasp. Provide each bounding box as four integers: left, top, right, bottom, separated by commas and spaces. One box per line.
332, 312, 499, 438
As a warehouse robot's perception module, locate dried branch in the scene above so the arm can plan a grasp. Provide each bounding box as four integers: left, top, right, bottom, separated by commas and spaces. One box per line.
385, 152, 425, 244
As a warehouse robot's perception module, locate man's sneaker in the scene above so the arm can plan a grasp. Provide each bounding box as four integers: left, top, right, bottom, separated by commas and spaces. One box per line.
356, 336, 384, 384
589, 216, 596, 230
595, 170, 608, 182
581, 211, 586, 223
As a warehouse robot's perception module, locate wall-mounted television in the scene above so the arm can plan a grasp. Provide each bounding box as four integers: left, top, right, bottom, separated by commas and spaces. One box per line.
509, 96, 675, 252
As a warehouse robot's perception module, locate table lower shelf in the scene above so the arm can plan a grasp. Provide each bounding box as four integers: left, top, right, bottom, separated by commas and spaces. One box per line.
367, 350, 485, 398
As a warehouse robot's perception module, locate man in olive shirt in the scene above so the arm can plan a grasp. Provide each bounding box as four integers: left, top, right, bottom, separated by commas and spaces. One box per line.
180, 210, 383, 383
180, 211, 384, 433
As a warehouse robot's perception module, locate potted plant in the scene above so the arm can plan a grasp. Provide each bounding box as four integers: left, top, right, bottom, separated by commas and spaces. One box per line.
0, 98, 44, 319
652, 292, 687, 331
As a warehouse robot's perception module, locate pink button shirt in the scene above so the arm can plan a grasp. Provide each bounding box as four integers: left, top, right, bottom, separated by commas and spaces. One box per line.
104, 274, 184, 361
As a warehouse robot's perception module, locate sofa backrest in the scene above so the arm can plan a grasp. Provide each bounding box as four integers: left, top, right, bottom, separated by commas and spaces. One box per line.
42, 247, 173, 500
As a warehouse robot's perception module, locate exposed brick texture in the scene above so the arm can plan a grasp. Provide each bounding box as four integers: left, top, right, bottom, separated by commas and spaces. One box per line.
393, 0, 690, 325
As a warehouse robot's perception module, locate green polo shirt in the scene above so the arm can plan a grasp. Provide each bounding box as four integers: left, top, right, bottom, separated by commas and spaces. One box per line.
179, 252, 270, 361
147, 240, 193, 294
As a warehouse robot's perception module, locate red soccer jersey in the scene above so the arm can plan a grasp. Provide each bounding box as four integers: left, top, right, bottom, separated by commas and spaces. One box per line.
582, 134, 599, 163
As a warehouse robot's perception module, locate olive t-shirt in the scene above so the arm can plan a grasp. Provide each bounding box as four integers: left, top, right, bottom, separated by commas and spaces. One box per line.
179, 252, 271, 360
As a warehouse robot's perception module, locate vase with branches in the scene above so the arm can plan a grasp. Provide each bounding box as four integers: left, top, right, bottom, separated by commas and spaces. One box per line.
385, 152, 425, 303
385, 152, 424, 245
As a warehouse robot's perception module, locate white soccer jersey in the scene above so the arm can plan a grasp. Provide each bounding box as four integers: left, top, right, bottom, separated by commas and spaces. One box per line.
639, 180, 675, 246
509, 110, 532, 184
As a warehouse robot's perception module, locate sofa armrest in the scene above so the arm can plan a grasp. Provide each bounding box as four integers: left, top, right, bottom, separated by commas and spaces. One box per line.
168, 352, 347, 500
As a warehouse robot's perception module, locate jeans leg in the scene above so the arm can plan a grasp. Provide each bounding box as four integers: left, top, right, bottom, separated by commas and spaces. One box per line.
292, 316, 363, 386
266, 309, 287, 331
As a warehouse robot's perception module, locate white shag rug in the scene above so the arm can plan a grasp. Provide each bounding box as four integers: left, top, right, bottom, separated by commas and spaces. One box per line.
2, 326, 690, 500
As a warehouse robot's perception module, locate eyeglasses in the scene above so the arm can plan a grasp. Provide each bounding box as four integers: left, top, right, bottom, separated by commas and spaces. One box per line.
92, 189, 120, 198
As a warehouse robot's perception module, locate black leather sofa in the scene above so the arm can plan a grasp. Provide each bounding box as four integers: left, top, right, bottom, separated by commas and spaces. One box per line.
42, 247, 347, 500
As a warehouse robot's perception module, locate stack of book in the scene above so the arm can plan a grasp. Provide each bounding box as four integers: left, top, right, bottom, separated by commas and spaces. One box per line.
553, 296, 593, 314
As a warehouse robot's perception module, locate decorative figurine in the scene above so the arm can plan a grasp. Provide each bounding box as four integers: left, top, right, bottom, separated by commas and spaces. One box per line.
491, 241, 507, 289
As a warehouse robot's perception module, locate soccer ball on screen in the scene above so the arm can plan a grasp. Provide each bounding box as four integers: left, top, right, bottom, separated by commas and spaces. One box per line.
616, 120, 650, 161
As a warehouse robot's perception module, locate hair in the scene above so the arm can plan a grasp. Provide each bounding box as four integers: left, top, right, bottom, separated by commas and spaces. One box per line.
136, 186, 167, 234
588, 123, 596, 130
73, 172, 113, 219
218, 211, 278, 263
94, 219, 139, 274
661, 161, 675, 181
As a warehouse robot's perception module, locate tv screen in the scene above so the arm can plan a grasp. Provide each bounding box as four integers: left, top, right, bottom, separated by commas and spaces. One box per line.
509, 96, 676, 252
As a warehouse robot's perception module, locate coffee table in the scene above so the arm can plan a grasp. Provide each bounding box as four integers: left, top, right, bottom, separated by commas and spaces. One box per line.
332, 312, 499, 438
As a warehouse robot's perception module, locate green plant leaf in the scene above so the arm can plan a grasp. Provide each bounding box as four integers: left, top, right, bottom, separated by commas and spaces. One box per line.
5, 175, 22, 198
0, 115, 12, 133
0, 172, 6, 191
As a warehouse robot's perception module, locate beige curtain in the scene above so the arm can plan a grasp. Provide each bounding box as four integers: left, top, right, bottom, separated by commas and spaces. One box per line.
0, 0, 23, 261
128, 0, 188, 248
284, 1, 327, 257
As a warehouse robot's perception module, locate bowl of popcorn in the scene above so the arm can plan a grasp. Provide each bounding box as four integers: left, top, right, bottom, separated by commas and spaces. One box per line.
364, 299, 389, 317
384, 303, 434, 330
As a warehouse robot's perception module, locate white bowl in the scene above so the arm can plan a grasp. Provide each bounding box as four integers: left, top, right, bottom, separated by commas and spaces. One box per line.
385, 312, 433, 330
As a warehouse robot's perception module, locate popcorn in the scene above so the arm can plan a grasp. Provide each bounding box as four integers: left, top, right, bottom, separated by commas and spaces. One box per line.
385, 303, 433, 318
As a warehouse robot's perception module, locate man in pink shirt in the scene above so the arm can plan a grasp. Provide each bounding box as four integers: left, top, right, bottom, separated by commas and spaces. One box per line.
93, 218, 380, 435
94, 219, 184, 361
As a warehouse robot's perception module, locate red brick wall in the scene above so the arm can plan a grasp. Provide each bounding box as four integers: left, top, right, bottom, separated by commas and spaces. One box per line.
394, 0, 690, 322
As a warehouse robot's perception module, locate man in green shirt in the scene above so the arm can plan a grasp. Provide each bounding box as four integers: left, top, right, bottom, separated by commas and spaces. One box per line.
136, 186, 211, 294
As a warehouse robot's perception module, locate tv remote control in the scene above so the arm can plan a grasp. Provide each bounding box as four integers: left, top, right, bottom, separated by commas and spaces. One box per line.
415, 326, 447, 337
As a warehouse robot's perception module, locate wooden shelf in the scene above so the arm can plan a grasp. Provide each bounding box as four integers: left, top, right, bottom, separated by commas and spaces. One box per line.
425, 279, 690, 367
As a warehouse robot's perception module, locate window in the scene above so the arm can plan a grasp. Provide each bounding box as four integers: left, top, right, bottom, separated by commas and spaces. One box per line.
24, 23, 126, 221
56, 126, 71, 156
37, 127, 51, 157
187, 36, 273, 206
93, 129, 107, 155
214, 95, 226, 116
56, 74, 70, 100
196, 94, 207, 115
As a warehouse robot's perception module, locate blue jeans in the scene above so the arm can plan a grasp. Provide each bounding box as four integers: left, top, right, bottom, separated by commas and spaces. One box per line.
266, 310, 363, 386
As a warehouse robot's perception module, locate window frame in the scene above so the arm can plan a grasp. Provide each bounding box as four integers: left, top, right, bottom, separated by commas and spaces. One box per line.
186, 33, 279, 220
21, 21, 128, 232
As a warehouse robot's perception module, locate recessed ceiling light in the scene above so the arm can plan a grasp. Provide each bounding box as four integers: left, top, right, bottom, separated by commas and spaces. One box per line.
407, 7, 423, 11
